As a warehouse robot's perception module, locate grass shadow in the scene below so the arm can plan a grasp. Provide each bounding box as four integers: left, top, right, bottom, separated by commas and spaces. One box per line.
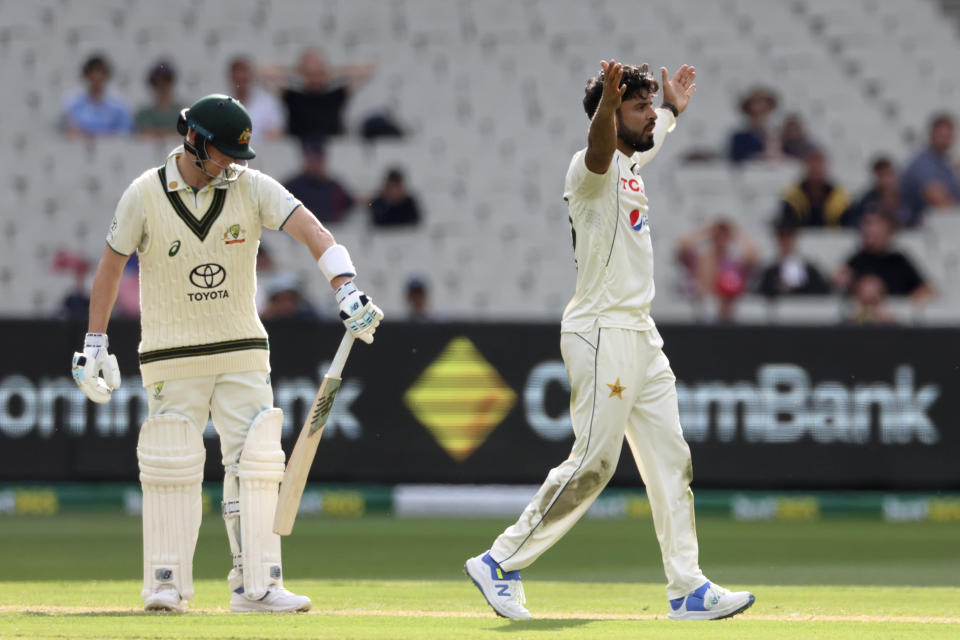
22, 610, 175, 617
492, 618, 593, 632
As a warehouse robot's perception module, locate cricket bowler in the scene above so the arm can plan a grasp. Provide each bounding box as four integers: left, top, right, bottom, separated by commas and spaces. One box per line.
70, 94, 382, 612
464, 61, 756, 620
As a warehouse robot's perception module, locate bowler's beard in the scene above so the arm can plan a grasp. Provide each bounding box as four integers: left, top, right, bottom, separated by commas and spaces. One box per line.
617, 114, 655, 152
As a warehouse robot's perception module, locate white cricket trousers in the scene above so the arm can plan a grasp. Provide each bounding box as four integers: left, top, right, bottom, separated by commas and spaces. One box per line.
489, 327, 706, 599
146, 370, 273, 467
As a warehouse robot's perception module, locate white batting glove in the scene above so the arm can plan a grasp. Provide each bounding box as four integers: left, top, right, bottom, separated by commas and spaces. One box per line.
71, 333, 121, 403
335, 281, 383, 344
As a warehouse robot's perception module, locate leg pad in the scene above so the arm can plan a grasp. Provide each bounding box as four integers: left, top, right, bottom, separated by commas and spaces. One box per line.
238, 408, 286, 599
138, 414, 205, 602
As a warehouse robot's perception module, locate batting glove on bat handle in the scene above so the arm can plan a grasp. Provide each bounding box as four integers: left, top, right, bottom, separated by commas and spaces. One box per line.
71, 332, 121, 403
336, 282, 384, 344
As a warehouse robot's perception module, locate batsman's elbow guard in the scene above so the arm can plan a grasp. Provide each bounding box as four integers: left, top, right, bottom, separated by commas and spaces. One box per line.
317, 244, 357, 282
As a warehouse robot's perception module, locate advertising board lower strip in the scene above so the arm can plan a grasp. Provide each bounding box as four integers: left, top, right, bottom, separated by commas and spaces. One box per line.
2, 483, 958, 522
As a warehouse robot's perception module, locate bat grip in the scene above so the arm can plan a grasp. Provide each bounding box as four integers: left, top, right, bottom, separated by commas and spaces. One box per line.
326, 332, 355, 378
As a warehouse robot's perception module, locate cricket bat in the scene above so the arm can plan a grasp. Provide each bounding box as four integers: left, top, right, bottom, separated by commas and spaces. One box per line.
273, 332, 355, 535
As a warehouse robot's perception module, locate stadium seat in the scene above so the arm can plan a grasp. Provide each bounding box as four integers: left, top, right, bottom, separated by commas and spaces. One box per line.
1, 0, 959, 324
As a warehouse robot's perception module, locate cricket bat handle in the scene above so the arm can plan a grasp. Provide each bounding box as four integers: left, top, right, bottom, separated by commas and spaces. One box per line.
328, 332, 355, 378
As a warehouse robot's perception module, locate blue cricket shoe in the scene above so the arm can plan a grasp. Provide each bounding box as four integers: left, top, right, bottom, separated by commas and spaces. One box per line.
668, 581, 755, 620
464, 551, 531, 619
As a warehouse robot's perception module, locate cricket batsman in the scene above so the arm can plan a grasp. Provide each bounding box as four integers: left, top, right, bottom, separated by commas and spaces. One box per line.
464, 61, 756, 620
70, 94, 382, 612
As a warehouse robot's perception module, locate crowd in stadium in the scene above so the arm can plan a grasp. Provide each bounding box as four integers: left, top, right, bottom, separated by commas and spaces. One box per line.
49, 41, 960, 326
675, 85, 958, 323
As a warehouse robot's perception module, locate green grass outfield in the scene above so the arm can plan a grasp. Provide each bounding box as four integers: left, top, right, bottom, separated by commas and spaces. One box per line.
1, 514, 958, 639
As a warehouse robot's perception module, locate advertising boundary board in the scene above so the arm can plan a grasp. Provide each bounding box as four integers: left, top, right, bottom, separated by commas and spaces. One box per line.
0, 321, 957, 489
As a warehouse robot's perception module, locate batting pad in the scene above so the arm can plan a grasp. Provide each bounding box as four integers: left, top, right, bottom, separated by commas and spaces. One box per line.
137, 414, 205, 602
238, 408, 286, 599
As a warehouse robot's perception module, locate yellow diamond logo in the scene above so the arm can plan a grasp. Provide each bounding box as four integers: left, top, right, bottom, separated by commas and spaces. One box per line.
404, 337, 517, 462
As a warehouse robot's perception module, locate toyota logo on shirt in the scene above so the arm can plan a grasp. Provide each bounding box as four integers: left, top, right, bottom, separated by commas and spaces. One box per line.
189, 263, 227, 289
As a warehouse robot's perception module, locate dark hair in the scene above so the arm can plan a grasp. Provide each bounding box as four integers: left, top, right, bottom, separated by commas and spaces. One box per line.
147, 60, 176, 86
386, 167, 405, 182
229, 56, 252, 73
773, 214, 800, 235
861, 208, 898, 230
871, 156, 893, 173
82, 54, 110, 77
738, 86, 778, 115
300, 135, 327, 155
582, 63, 659, 118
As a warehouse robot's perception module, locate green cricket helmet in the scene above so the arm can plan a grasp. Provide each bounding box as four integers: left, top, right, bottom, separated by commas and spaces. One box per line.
177, 93, 256, 160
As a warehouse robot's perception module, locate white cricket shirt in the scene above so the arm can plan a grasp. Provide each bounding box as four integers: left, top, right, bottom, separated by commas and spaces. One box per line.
106, 146, 302, 385
560, 108, 675, 334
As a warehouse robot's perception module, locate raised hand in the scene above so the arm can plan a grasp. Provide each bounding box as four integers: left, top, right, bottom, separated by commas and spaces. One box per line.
596, 59, 627, 115
660, 64, 697, 114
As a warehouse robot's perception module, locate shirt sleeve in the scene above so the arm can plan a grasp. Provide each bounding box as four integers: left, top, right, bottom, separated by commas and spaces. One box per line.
898, 254, 925, 292
846, 251, 864, 271
106, 182, 146, 256
254, 170, 303, 230
563, 149, 614, 201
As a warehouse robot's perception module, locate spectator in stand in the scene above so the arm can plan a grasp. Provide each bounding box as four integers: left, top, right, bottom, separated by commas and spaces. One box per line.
676, 218, 758, 322
755, 218, 831, 298
851, 156, 908, 227
779, 113, 816, 160
728, 86, 780, 164
834, 210, 934, 302
260, 273, 318, 321
52, 249, 91, 321
900, 113, 960, 227
227, 56, 285, 141
405, 276, 433, 322
282, 137, 355, 223
846, 274, 897, 326
370, 167, 422, 228
61, 54, 133, 138
280, 48, 375, 140
134, 60, 181, 138
778, 147, 852, 227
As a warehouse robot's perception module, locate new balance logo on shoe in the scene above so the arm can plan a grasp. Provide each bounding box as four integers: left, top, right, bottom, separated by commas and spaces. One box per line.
464, 551, 531, 619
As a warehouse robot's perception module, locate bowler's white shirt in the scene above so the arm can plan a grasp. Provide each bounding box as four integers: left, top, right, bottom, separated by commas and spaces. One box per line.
561, 108, 675, 334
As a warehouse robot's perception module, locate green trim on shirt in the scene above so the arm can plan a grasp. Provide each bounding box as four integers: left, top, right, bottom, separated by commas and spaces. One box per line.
106, 241, 131, 257
278, 203, 302, 231
157, 166, 227, 241
139, 338, 269, 364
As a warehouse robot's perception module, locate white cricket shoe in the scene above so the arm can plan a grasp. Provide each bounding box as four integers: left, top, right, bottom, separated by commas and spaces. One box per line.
230, 586, 312, 612
667, 581, 755, 620
464, 551, 531, 619
144, 585, 186, 612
